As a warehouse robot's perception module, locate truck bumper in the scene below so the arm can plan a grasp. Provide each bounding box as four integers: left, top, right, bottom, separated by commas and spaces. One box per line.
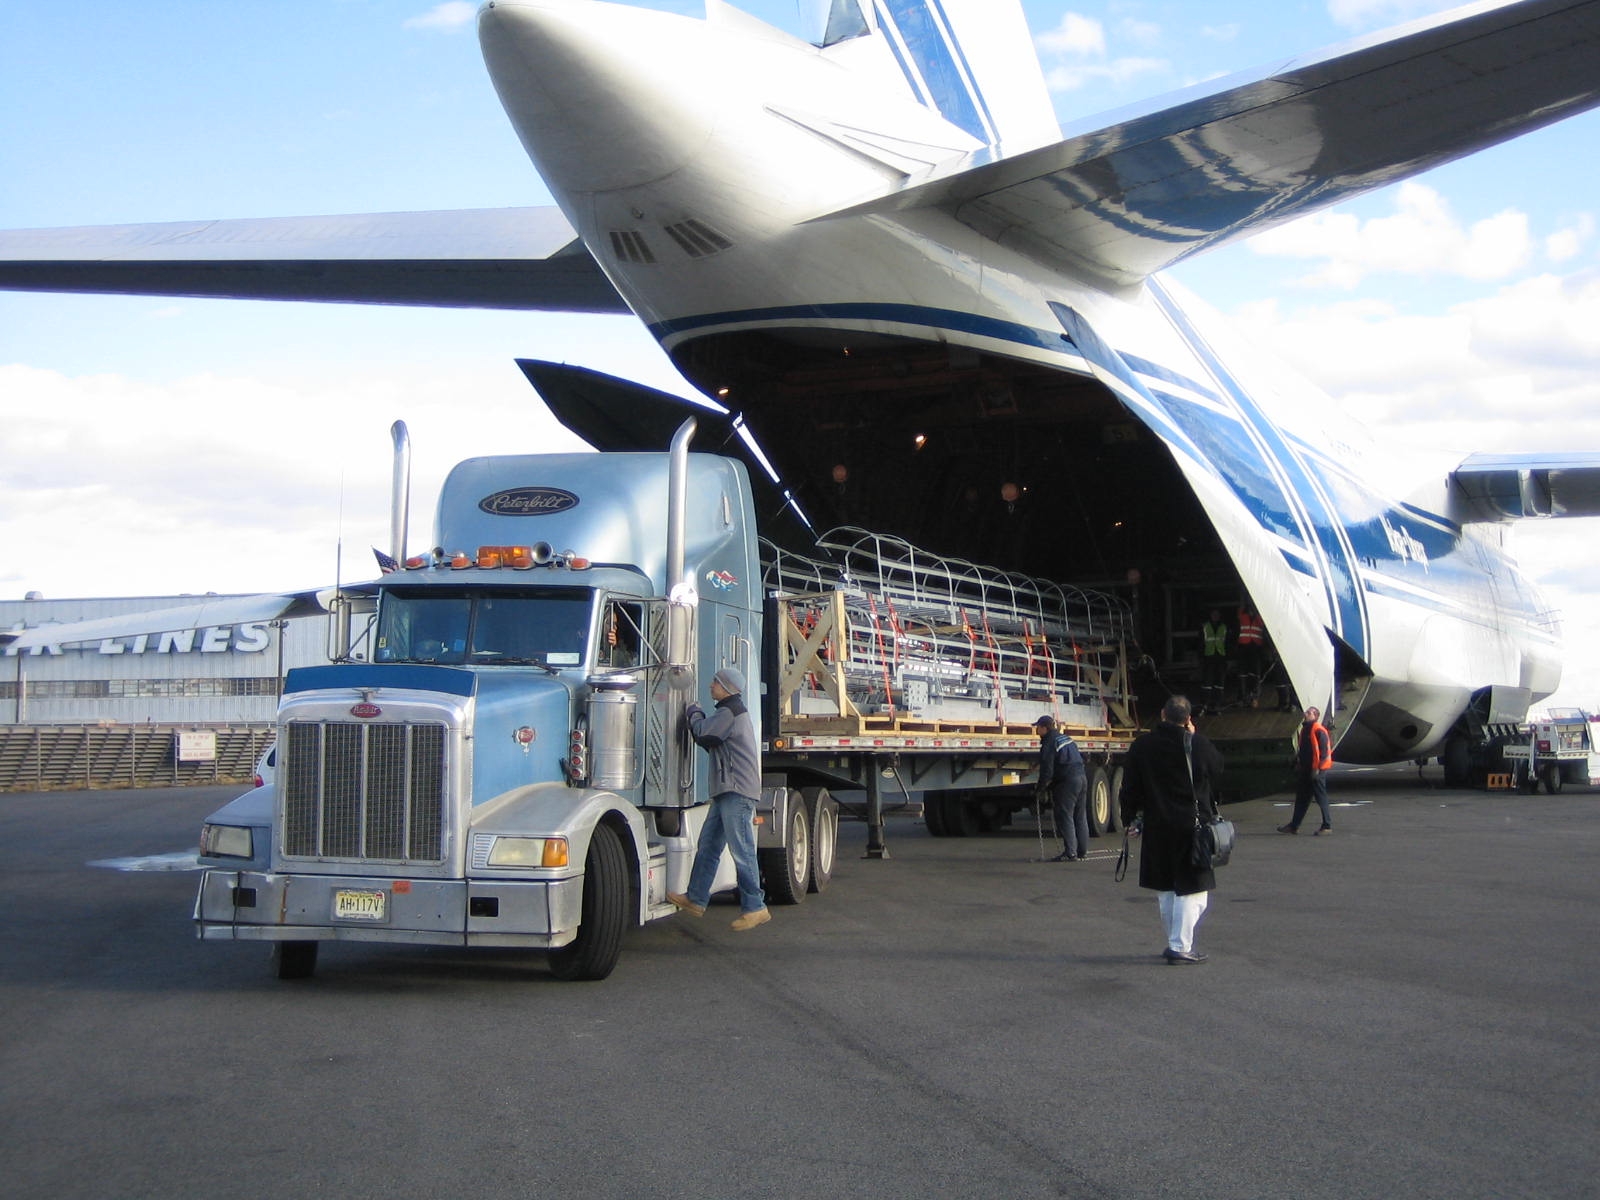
193, 869, 585, 949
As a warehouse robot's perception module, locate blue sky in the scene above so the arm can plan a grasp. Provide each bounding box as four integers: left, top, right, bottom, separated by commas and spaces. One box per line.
3, 0, 1598, 708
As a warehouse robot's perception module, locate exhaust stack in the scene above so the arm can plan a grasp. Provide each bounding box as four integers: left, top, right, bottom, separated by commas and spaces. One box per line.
390, 420, 411, 567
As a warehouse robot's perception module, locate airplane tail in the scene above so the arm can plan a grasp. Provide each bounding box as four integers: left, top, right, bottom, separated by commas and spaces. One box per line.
811, 0, 1060, 153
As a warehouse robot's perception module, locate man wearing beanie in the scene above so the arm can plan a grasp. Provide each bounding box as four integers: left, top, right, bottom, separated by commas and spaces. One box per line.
668, 666, 770, 930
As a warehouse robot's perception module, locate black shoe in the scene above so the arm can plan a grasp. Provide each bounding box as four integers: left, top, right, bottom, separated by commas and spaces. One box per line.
1076, 855, 1089, 861
1276, 823, 1298, 834
1049, 852, 1071, 862
1165, 950, 1208, 965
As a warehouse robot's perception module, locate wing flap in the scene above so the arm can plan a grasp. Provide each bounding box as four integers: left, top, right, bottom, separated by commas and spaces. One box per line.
820, 0, 1600, 286
1452, 452, 1600, 521
0, 207, 629, 312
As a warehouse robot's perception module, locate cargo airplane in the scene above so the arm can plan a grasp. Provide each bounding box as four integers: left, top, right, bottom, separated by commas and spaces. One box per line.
4, 0, 1600, 779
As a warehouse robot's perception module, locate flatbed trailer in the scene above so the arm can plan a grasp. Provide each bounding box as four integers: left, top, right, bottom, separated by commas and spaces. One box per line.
757, 528, 1140, 853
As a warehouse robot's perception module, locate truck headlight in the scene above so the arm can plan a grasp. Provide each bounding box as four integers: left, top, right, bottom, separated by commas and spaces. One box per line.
199, 823, 254, 859
486, 836, 569, 868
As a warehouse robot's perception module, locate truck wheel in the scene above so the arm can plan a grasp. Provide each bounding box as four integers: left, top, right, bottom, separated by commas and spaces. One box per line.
759, 797, 810, 905
923, 791, 948, 837
273, 941, 318, 980
1108, 766, 1124, 832
942, 794, 979, 837
548, 822, 628, 982
1086, 765, 1111, 836
1541, 763, 1563, 794
802, 788, 837, 893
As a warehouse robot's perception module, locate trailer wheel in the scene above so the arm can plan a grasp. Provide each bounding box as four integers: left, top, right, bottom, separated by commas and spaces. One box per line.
923, 791, 948, 837
1086, 765, 1112, 836
759, 796, 810, 905
1541, 762, 1564, 794
273, 941, 318, 980
802, 788, 837, 893
1108, 766, 1124, 832
548, 822, 628, 982
942, 794, 979, 837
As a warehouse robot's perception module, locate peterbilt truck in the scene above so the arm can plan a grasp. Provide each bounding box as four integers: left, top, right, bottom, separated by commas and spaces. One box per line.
194, 420, 1139, 981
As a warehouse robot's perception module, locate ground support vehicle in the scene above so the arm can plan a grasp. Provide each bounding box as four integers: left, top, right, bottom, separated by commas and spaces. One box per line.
194, 422, 1139, 981
1499, 710, 1597, 793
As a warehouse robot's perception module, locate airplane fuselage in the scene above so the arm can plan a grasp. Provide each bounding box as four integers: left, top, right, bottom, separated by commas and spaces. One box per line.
477, 0, 1559, 764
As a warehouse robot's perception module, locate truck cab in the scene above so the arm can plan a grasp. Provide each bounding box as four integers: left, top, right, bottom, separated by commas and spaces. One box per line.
195, 436, 765, 980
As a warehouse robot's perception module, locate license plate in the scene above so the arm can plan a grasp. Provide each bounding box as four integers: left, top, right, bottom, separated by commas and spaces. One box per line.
333, 889, 387, 922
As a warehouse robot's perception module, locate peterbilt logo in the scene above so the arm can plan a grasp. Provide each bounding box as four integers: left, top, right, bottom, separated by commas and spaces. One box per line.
350, 703, 382, 718
478, 487, 579, 516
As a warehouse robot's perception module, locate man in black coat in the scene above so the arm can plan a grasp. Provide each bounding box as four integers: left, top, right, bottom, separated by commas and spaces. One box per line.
1117, 694, 1224, 964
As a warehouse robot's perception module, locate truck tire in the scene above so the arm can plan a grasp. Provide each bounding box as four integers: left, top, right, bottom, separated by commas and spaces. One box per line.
273, 940, 318, 980
942, 793, 979, 837
1108, 766, 1124, 832
759, 797, 811, 905
1086, 765, 1112, 836
548, 822, 628, 982
923, 791, 948, 837
1541, 762, 1563, 794
802, 787, 837, 894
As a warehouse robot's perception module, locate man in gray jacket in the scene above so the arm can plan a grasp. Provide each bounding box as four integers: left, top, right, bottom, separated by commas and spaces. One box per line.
667, 667, 770, 930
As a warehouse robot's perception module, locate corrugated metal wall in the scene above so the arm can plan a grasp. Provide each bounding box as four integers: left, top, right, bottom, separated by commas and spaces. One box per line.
0, 724, 275, 792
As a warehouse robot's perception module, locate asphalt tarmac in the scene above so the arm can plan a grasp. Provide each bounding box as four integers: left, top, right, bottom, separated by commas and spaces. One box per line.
1, 769, 1595, 1199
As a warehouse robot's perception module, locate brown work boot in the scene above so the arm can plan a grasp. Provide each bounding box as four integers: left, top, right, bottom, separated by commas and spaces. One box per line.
730, 908, 770, 932
666, 892, 704, 917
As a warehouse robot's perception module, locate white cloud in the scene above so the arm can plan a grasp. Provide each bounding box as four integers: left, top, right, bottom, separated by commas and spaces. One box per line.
1036, 12, 1167, 93
1036, 13, 1107, 58
0, 360, 597, 601
403, 2, 476, 33
1546, 215, 1595, 264
1045, 57, 1168, 92
1248, 182, 1534, 288
1326, 0, 1459, 30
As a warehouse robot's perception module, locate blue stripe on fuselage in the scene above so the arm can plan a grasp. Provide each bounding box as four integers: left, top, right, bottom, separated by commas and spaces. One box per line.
1146, 280, 1370, 660
877, 0, 993, 143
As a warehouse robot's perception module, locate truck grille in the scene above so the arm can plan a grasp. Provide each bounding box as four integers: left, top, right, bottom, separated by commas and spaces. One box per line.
281, 721, 447, 864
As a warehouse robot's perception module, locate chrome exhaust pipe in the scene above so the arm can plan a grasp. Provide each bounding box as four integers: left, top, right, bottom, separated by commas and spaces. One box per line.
665, 417, 697, 678
390, 420, 411, 566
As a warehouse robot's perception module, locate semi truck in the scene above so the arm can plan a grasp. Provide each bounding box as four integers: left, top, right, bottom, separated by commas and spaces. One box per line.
193, 420, 1139, 981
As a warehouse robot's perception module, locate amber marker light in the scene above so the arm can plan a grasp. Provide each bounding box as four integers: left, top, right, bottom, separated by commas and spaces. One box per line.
450, 551, 471, 569
478, 548, 503, 569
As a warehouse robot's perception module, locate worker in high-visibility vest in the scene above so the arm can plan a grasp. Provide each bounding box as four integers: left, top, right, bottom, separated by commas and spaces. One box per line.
1280, 706, 1334, 835
1200, 609, 1228, 712
1236, 604, 1266, 705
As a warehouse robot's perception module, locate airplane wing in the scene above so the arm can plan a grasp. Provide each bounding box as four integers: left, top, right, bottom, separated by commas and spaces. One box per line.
823, 0, 1600, 287
1451, 452, 1600, 521
0, 587, 367, 652
0, 206, 629, 312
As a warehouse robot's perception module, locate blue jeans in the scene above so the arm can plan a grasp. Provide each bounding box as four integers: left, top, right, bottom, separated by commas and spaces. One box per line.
686, 792, 766, 913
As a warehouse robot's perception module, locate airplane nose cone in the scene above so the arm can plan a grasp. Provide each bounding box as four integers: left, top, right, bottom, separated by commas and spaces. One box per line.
479, 0, 720, 194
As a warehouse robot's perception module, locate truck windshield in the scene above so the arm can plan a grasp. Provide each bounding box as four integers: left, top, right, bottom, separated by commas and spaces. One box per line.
374, 587, 594, 668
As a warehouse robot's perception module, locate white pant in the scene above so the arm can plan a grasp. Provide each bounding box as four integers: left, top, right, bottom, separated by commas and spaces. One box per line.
1157, 890, 1209, 953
